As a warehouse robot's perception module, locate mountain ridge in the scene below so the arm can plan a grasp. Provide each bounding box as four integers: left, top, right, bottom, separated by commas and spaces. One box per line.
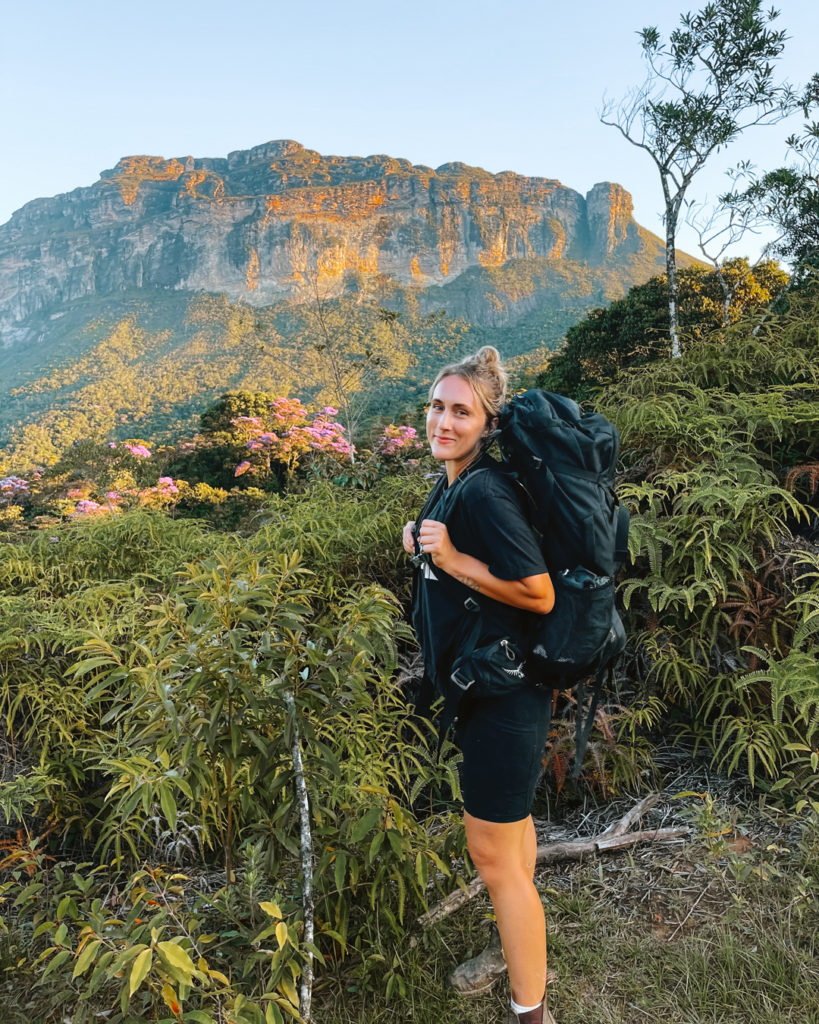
0, 139, 688, 350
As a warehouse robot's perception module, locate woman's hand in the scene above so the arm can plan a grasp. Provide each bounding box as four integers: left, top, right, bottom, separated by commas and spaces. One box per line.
402, 520, 416, 555
416, 519, 457, 571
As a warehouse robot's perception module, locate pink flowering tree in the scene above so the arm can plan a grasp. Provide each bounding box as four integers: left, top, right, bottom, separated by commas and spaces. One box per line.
232, 398, 354, 484
41, 440, 186, 519
121, 442, 152, 459
0, 476, 30, 504
65, 475, 184, 518
68, 499, 115, 519
135, 476, 181, 509
0, 475, 30, 527
52, 439, 182, 518
374, 425, 424, 461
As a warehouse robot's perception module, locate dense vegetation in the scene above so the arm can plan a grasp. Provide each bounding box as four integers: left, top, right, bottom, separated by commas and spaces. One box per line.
0, 271, 817, 1023
537, 258, 788, 400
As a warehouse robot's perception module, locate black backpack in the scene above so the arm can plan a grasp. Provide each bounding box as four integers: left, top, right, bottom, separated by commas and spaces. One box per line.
496, 390, 630, 776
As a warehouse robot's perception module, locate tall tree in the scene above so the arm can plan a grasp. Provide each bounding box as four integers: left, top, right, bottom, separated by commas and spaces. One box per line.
602, 1, 798, 357
720, 78, 819, 287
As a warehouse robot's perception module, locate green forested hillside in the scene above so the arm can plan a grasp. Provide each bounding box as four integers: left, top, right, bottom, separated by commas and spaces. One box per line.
0, 239, 701, 467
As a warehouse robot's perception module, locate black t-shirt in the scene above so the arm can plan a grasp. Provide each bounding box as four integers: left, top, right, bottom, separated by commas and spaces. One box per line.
411, 454, 549, 695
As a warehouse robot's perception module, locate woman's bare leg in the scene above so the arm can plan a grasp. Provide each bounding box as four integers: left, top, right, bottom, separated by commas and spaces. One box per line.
464, 811, 547, 1007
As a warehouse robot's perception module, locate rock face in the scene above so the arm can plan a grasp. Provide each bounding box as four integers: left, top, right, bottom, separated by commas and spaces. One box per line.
0, 139, 651, 346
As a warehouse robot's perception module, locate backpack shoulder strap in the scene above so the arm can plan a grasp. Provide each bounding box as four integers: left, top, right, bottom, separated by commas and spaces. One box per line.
614, 503, 630, 569
412, 473, 447, 549
417, 465, 495, 532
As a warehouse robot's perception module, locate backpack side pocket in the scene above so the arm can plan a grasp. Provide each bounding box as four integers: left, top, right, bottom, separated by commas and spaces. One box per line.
530, 567, 616, 681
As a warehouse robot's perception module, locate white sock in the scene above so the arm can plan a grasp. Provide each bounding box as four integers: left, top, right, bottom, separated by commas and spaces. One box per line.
511, 997, 543, 1014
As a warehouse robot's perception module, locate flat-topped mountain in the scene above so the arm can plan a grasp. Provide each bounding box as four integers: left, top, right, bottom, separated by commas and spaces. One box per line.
0, 139, 683, 347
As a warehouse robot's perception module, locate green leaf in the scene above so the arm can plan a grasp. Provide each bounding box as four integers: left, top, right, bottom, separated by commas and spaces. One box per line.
111, 944, 147, 974
129, 947, 153, 997
265, 1002, 284, 1024
72, 939, 103, 979
158, 940, 196, 977
386, 829, 404, 855
278, 975, 299, 1008
333, 851, 347, 894
40, 948, 72, 980
351, 804, 383, 844
415, 851, 428, 892
160, 786, 178, 832
69, 655, 118, 677
367, 829, 385, 864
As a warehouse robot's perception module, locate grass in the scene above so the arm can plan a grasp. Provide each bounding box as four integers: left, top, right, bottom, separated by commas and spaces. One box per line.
312, 813, 819, 1024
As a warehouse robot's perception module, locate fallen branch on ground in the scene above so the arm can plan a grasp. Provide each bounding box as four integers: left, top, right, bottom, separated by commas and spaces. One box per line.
417, 794, 688, 929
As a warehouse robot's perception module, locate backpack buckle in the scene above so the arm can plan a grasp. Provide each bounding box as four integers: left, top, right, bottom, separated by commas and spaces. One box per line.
450, 667, 475, 692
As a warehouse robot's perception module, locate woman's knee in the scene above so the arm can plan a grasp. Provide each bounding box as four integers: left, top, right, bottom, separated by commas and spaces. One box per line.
465, 817, 528, 886
467, 833, 498, 877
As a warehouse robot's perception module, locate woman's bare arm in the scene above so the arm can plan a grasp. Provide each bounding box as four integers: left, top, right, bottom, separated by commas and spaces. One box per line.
416, 518, 554, 614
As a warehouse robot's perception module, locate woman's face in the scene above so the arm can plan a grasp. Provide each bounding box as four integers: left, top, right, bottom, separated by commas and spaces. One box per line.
426, 374, 490, 470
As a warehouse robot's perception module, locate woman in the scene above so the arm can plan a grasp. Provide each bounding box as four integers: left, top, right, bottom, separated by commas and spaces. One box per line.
403, 347, 558, 1024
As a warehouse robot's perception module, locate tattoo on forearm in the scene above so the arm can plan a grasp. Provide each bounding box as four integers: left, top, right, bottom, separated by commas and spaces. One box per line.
454, 573, 482, 593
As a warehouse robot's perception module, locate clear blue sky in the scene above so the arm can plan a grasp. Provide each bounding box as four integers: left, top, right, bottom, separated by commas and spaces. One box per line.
2, 0, 817, 261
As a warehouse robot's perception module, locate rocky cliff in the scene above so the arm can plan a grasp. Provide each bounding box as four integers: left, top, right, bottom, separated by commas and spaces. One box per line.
0, 140, 661, 347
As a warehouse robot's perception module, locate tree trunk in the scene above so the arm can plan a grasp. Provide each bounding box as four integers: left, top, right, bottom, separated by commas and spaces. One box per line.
665, 220, 681, 359
285, 690, 315, 1022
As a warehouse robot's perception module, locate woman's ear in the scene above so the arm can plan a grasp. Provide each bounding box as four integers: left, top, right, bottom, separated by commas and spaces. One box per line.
484, 415, 499, 436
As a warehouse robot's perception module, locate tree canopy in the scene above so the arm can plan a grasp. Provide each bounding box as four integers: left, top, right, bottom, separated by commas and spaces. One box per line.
721, 85, 819, 286
602, 0, 799, 356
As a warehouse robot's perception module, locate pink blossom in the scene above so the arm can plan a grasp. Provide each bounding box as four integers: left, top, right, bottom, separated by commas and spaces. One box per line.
70, 500, 112, 517
0, 476, 29, 508
124, 443, 152, 458
231, 396, 355, 476
376, 424, 424, 456
1, 476, 29, 494
108, 442, 118, 449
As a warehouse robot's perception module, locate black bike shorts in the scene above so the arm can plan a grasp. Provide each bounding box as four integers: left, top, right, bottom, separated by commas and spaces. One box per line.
455, 684, 553, 823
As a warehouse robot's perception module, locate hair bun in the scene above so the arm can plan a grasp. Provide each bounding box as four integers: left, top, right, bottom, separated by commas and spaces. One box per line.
474, 346, 502, 368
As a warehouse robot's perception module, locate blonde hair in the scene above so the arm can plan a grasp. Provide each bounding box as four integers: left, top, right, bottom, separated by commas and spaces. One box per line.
428, 346, 508, 423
